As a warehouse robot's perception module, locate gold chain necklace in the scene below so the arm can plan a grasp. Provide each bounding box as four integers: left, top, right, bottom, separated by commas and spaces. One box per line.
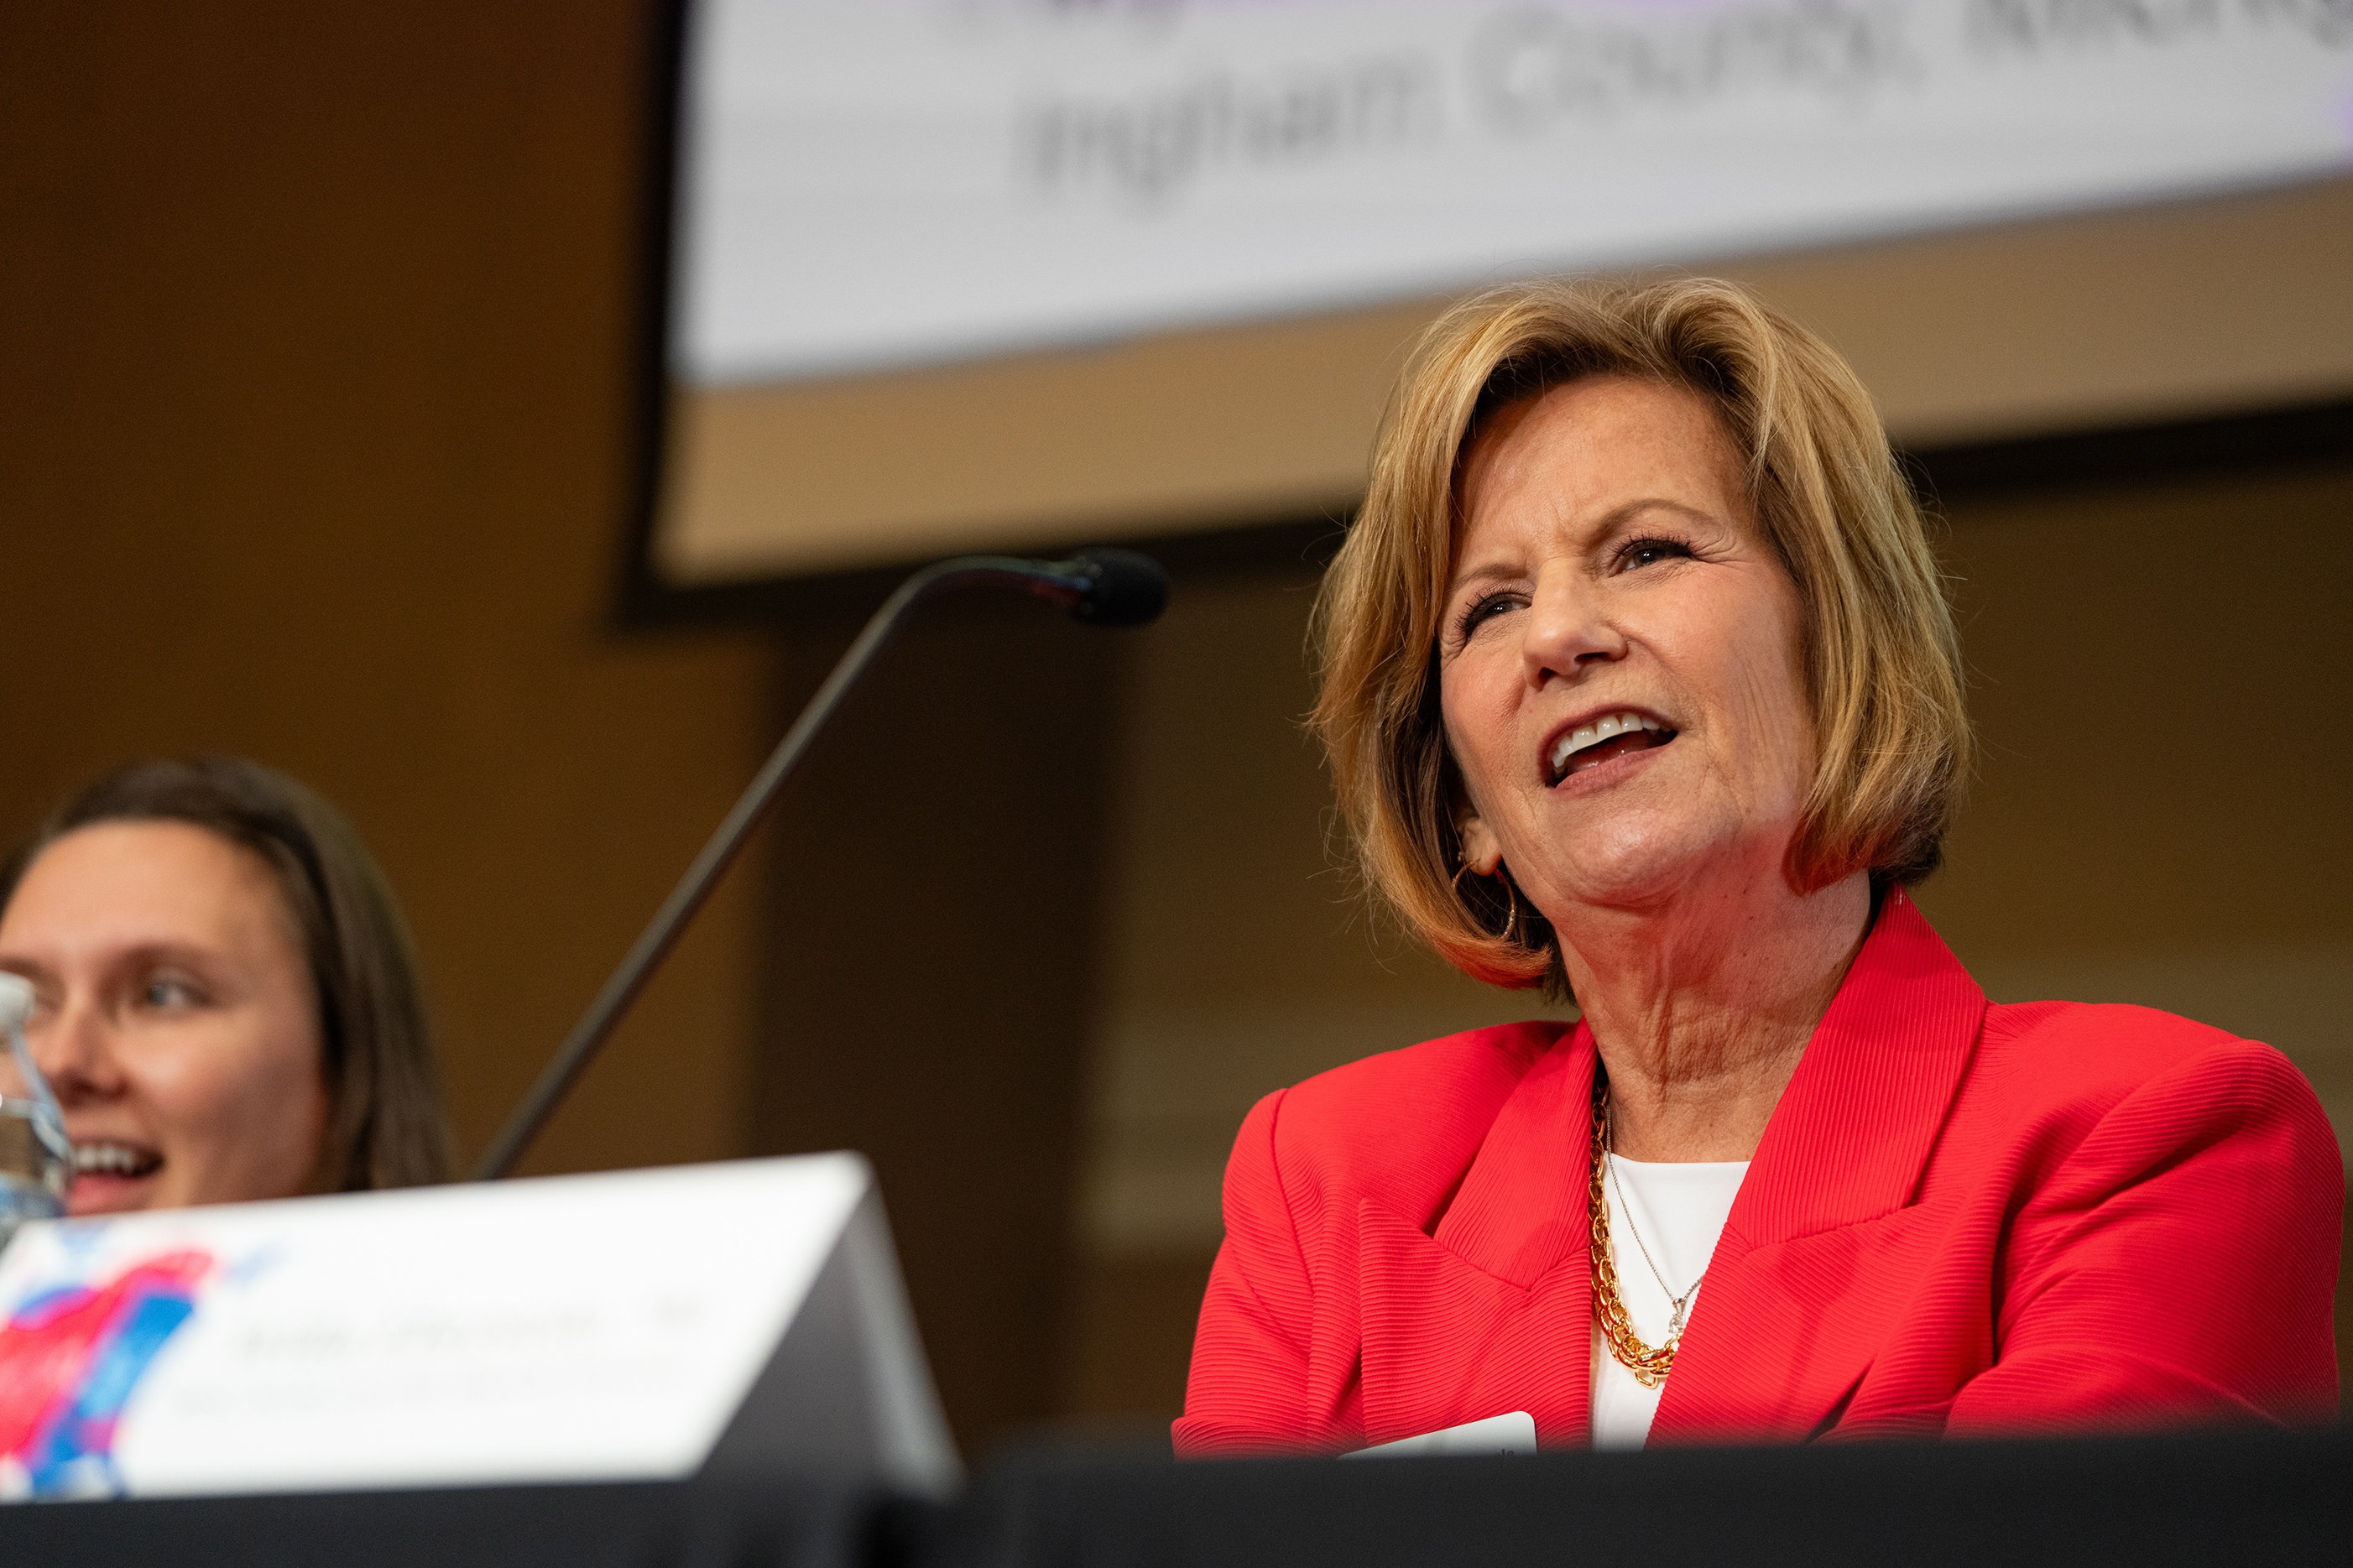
1589, 1077, 1695, 1389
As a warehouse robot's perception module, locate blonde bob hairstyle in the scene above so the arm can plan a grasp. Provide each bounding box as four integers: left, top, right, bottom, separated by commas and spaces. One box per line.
1311, 277, 1970, 992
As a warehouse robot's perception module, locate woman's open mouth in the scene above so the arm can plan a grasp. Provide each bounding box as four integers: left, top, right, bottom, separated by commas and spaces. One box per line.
1547, 711, 1676, 786
69, 1140, 164, 1212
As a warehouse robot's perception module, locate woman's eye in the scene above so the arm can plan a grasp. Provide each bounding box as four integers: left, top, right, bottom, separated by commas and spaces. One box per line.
1618, 536, 1694, 572
140, 977, 201, 1009
1456, 592, 1518, 638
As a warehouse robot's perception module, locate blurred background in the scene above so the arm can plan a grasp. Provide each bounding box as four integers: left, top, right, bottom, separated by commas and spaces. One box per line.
3, 0, 2347, 1458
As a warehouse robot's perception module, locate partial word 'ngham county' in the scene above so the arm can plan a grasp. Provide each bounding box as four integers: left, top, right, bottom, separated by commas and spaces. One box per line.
1023, 55, 1443, 202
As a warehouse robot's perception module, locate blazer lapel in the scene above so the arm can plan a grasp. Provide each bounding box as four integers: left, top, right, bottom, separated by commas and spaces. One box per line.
1357, 1027, 1599, 1449
1650, 891, 1985, 1444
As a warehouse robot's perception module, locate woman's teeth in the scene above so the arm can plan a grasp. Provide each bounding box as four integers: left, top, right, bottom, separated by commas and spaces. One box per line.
1551, 712, 1663, 777
74, 1142, 161, 1178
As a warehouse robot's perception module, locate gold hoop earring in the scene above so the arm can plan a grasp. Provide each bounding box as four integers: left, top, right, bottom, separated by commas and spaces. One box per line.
1452, 861, 1523, 947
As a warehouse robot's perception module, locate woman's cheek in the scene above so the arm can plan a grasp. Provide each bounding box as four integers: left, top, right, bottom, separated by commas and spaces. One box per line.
149, 1022, 283, 1150
1465, 665, 1525, 786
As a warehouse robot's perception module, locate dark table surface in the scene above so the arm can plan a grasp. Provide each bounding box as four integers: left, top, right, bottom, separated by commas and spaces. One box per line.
3, 1425, 2344, 1567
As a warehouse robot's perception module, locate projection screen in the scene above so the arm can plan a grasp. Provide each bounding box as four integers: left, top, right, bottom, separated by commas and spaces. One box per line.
650, 0, 2353, 587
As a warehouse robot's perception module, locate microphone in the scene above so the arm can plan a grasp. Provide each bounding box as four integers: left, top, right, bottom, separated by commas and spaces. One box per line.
1031, 547, 1171, 628
472, 548, 1170, 1180
907, 548, 1169, 628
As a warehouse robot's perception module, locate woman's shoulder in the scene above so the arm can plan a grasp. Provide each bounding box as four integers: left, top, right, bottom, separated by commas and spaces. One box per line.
1980, 997, 2294, 1081
1232, 1019, 1575, 1222
1967, 998, 2332, 1151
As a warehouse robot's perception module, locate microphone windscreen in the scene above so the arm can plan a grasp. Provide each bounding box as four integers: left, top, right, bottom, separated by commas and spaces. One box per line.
1071, 548, 1171, 628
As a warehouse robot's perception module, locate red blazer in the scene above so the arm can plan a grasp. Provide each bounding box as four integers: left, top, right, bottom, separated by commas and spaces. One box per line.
1175, 893, 2341, 1456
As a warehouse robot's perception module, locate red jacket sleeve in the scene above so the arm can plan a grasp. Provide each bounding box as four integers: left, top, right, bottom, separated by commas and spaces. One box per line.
1173, 1089, 1358, 1456
1948, 1039, 2342, 1435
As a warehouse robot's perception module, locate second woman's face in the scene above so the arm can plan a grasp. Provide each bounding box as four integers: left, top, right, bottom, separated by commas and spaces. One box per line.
1439, 376, 1817, 922
0, 821, 327, 1216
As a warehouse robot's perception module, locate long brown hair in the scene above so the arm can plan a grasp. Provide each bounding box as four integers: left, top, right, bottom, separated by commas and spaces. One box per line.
1312, 277, 1970, 991
0, 756, 454, 1190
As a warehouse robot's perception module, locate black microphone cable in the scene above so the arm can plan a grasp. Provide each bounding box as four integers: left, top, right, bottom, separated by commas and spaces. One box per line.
472, 548, 1170, 1180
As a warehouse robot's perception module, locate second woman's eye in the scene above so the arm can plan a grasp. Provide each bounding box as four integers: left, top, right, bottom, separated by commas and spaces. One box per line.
1618, 536, 1695, 571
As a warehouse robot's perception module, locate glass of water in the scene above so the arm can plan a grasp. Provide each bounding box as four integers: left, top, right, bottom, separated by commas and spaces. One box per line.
0, 972, 71, 1251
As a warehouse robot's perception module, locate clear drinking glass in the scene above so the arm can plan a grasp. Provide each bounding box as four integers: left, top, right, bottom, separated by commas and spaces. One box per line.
0, 972, 70, 1250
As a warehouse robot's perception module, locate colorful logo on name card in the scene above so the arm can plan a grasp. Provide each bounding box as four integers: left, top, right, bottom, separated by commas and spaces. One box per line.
0, 1249, 215, 1499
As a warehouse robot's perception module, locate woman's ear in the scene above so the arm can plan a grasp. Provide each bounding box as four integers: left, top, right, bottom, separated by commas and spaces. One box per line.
1456, 810, 1503, 878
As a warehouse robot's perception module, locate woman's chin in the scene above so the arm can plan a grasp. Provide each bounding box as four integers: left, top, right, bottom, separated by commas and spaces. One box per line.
1537, 825, 1737, 915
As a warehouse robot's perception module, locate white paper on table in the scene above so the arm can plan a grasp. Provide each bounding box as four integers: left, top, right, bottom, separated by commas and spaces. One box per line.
1343, 1411, 1539, 1460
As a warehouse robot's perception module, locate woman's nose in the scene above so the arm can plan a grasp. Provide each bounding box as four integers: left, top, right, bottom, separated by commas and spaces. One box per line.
32, 997, 124, 1102
1521, 563, 1626, 688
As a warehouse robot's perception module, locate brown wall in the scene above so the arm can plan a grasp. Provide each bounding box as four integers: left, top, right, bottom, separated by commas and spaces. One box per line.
748, 597, 1124, 1456
0, 2, 772, 1177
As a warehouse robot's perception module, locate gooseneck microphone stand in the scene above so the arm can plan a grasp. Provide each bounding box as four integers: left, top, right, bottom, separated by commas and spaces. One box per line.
472, 548, 1170, 1180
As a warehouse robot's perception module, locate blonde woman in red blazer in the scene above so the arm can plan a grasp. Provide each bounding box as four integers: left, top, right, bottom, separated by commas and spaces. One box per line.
1176, 280, 2340, 1457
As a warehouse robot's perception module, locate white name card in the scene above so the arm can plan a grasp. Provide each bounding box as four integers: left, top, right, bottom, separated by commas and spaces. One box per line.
0, 1154, 957, 1502
1343, 1411, 1538, 1461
